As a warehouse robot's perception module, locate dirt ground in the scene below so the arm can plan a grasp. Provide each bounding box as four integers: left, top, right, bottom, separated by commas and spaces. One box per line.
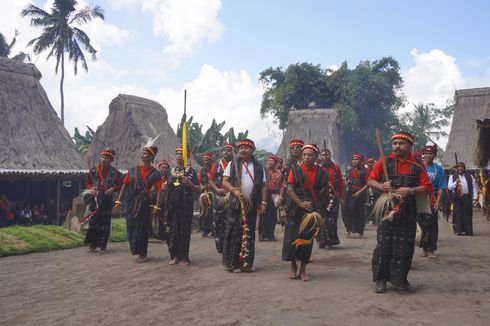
1, 212, 490, 326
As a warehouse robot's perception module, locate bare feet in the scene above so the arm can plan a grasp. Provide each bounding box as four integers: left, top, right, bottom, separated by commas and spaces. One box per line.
428, 252, 438, 258
289, 261, 298, 279
168, 257, 179, 265
179, 260, 190, 266
136, 255, 148, 263
299, 271, 310, 281
420, 251, 428, 257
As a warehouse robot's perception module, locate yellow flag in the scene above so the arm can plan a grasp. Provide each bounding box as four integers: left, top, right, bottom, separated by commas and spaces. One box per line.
182, 121, 188, 168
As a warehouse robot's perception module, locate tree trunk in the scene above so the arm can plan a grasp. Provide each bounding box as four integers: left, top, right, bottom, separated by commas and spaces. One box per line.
60, 52, 65, 126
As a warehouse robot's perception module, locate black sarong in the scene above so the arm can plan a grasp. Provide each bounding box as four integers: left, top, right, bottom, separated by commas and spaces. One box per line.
84, 207, 112, 250
452, 194, 473, 235
324, 199, 341, 246
213, 197, 226, 253
85, 192, 113, 250
372, 201, 416, 286
416, 211, 438, 251
222, 205, 256, 270
342, 191, 366, 235
126, 202, 151, 256
259, 192, 277, 240
167, 204, 193, 261
282, 207, 315, 263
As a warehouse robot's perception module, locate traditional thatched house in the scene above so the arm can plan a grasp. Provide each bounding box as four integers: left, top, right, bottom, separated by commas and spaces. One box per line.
0, 57, 85, 224
86, 94, 196, 169
475, 103, 490, 168
443, 87, 490, 168
276, 107, 347, 165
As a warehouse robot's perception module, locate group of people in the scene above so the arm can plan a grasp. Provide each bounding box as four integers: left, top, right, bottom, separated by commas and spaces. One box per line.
0, 196, 50, 227
81, 130, 486, 293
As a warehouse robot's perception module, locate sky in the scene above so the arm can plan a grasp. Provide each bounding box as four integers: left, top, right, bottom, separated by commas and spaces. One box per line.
2, 0, 490, 152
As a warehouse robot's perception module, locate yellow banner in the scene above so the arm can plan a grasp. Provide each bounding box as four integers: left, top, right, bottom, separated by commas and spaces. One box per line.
182, 121, 188, 168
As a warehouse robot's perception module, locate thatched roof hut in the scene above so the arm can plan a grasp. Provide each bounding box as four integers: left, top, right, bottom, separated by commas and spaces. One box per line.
0, 57, 85, 225
276, 108, 346, 165
86, 94, 195, 169
0, 57, 84, 176
443, 87, 490, 168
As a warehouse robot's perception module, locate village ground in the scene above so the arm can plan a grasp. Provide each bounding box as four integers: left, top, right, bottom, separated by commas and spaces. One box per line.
1, 212, 490, 326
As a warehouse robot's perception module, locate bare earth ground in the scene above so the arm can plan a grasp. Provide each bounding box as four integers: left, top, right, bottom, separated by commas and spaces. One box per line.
1, 212, 490, 326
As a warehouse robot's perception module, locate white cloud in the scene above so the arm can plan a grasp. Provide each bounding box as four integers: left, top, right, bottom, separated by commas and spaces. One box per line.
0, 0, 129, 56
402, 49, 463, 107
36, 61, 280, 152
154, 65, 280, 151
140, 0, 224, 61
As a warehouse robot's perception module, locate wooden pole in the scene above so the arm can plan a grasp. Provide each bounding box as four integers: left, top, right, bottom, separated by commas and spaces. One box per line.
56, 180, 61, 226
375, 128, 390, 182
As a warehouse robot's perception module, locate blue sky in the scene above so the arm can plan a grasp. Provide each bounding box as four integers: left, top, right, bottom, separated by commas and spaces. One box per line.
2, 0, 490, 151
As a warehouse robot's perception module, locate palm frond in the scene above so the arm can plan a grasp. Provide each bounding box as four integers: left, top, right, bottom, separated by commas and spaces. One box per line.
20, 4, 50, 20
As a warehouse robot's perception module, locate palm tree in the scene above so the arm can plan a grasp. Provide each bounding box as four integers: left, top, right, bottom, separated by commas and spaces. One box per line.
401, 102, 455, 152
21, 0, 104, 126
0, 30, 30, 61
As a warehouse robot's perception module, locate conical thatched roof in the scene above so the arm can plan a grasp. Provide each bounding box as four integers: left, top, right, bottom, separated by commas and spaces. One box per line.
0, 57, 83, 172
86, 94, 194, 169
443, 87, 490, 168
276, 108, 346, 165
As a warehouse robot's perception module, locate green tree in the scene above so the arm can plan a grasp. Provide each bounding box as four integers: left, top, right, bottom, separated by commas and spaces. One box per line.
259, 57, 404, 155
401, 101, 455, 153
259, 63, 331, 129
73, 126, 95, 154
21, 0, 104, 126
0, 30, 30, 61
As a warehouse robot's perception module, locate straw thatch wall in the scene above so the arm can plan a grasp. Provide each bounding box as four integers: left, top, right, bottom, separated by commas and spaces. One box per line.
276, 108, 346, 165
86, 94, 195, 169
443, 87, 490, 168
475, 103, 490, 168
0, 57, 83, 170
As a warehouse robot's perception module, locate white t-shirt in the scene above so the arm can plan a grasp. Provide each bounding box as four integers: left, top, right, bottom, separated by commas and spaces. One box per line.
223, 160, 266, 199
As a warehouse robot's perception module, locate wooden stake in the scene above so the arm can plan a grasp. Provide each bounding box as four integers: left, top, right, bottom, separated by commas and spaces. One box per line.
375, 128, 389, 182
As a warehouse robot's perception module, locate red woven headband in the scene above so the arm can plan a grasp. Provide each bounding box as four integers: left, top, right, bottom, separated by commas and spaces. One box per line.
158, 160, 169, 167
302, 144, 319, 154
391, 133, 415, 144
238, 139, 255, 149
100, 150, 115, 161
289, 139, 304, 147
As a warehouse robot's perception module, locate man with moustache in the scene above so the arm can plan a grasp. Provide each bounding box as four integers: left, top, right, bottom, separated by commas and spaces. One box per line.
368, 132, 432, 293
222, 139, 267, 273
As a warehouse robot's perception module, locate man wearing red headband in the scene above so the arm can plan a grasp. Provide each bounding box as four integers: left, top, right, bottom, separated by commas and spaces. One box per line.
208, 144, 233, 253
259, 155, 284, 241
115, 145, 163, 263
448, 161, 477, 235
417, 144, 447, 258
84, 148, 123, 253
368, 131, 432, 293
166, 147, 201, 265
343, 153, 369, 237
318, 148, 344, 249
283, 144, 329, 281
222, 138, 267, 272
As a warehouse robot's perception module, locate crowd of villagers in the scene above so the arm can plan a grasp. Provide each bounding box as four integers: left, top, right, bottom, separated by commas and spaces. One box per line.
9, 129, 488, 294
